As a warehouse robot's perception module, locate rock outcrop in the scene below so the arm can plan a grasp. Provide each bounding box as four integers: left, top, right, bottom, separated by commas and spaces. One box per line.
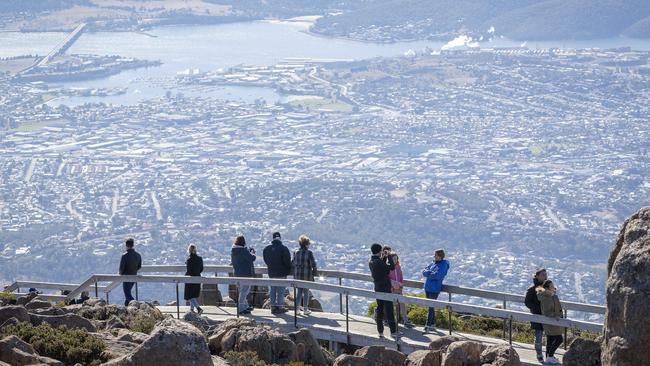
563, 338, 601, 366
0, 305, 30, 324
602, 206, 650, 366
443, 341, 485, 366
428, 335, 461, 353
0, 335, 64, 366
101, 318, 212, 366
479, 345, 520, 366
30, 312, 97, 332
333, 354, 373, 366
207, 318, 256, 354
353, 346, 407, 366
405, 349, 442, 366
220, 324, 297, 364
289, 328, 331, 366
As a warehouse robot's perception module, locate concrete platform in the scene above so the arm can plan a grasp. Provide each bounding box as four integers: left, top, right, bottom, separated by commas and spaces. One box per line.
158, 306, 563, 365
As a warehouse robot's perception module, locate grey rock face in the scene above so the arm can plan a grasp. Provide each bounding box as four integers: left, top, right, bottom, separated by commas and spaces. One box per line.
602, 206, 650, 366
479, 345, 521, 366
563, 338, 600, 366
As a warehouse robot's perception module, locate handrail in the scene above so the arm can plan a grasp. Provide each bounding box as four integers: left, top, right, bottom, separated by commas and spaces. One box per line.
137, 265, 605, 315
4, 281, 107, 293
90, 274, 603, 333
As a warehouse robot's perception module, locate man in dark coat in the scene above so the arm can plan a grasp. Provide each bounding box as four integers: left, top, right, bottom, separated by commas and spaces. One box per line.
369, 243, 399, 338
263, 232, 291, 314
231, 235, 256, 314
119, 238, 142, 306
184, 244, 204, 314
525, 268, 547, 363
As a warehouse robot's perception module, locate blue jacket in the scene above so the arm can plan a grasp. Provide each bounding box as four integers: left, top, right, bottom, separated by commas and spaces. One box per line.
263, 240, 292, 278
231, 246, 256, 277
422, 259, 450, 293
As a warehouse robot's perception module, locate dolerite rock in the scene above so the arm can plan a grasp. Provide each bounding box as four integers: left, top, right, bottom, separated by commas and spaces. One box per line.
220, 325, 297, 364
29, 307, 67, 316
16, 293, 37, 306
93, 331, 139, 360
207, 318, 256, 354
602, 206, 650, 366
353, 345, 407, 366
211, 356, 230, 366
113, 329, 149, 344
428, 335, 461, 353
0, 335, 64, 366
480, 345, 521, 366
333, 354, 372, 366
30, 313, 97, 332
563, 338, 601, 366
0, 305, 30, 324
183, 311, 213, 333
106, 315, 127, 329
288, 328, 329, 366
101, 318, 212, 366
406, 350, 442, 366
0, 317, 21, 330
442, 341, 485, 366
24, 298, 52, 310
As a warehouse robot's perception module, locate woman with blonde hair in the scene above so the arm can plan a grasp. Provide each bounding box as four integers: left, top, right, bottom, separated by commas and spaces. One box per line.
184, 244, 204, 314
291, 235, 318, 315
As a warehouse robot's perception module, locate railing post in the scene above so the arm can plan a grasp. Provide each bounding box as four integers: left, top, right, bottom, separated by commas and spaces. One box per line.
293, 285, 298, 328
175, 282, 180, 319
236, 283, 240, 319
345, 292, 350, 345
94, 281, 98, 298
502, 299, 507, 339
508, 316, 513, 345
105, 291, 109, 305
447, 305, 453, 335
564, 309, 568, 351
135, 282, 139, 301
448, 292, 451, 302
338, 276, 343, 314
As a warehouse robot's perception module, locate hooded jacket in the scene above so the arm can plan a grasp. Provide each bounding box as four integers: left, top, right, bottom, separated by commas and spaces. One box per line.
525, 278, 544, 330
422, 259, 450, 293
263, 239, 292, 278
536, 287, 564, 336
231, 245, 256, 277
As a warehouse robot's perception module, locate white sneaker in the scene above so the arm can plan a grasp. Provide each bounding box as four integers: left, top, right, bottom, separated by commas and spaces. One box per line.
303, 308, 311, 315
546, 356, 560, 364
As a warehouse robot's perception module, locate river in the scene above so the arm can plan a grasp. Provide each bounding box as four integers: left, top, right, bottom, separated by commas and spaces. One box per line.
2, 20, 650, 106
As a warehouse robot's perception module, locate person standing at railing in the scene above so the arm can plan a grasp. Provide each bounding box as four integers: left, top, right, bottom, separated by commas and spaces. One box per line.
536, 279, 564, 365
383, 245, 414, 328
291, 235, 318, 316
525, 268, 548, 363
119, 238, 142, 306
263, 232, 292, 315
369, 243, 400, 339
184, 244, 204, 315
231, 235, 256, 315
422, 249, 449, 333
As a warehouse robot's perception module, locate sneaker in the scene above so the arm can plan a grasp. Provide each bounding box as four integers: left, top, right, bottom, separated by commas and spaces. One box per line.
545, 356, 560, 364
246, 306, 253, 311
197, 307, 204, 316
422, 326, 431, 333
238, 309, 251, 315
303, 308, 312, 315
537, 354, 544, 363
378, 333, 385, 339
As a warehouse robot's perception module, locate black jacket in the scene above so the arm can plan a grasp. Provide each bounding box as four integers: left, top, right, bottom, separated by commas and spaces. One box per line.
369, 254, 395, 293
119, 249, 142, 276
524, 278, 543, 330
231, 245, 256, 277
184, 253, 203, 300
263, 240, 292, 278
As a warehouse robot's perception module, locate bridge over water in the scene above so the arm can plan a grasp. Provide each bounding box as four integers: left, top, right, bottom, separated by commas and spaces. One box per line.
5, 265, 604, 365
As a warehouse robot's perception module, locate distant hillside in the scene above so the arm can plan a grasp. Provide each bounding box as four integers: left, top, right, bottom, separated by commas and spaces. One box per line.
312, 0, 650, 41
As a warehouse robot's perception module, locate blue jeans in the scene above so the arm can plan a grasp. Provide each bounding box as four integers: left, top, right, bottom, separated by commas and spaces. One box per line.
238, 285, 251, 312
189, 298, 200, 311
269, 286, 285, 308
123, 282, 135, 306
534, 329, 544, 357
426, 291, 439, 327
296, 288, 310, 309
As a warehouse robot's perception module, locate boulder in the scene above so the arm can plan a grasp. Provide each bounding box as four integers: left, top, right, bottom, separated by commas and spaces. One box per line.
428, 335, 461, 353
333, 354, 373, 366
16, 293, 37, 306
220, 325, 297, 364
353, 345, 407, 366
406, 350, 442, 366
0, 317, 21, 330
183, 311, 213, 333
563, 338, 600, 366
288, 328, 329, 366
211, 356, 230, 366
106, 315, 127, 330
0, 305, 30, 324
0, 335, 64, 366
114, 329, 149, 344
101, 318, 212, 366
442, 341, 485, 366
29, 307, 67, 316
24, 298, 52, 310
93, 332, 139, 360
84, 298, 107, 307
207, 318, 256, 354
480, 345, 521, 366
602, 206, 650, 366
30, 313, 97, 332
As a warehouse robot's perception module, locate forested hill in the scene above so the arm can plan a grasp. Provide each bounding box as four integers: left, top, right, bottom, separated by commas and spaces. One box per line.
311, 0, 650, 41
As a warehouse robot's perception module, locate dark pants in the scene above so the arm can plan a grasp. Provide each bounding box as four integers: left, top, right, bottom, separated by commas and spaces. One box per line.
376, 299, 397, 334
546, 335, 563, 357
426, 291, 439, 327
123, 282, 135, 306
